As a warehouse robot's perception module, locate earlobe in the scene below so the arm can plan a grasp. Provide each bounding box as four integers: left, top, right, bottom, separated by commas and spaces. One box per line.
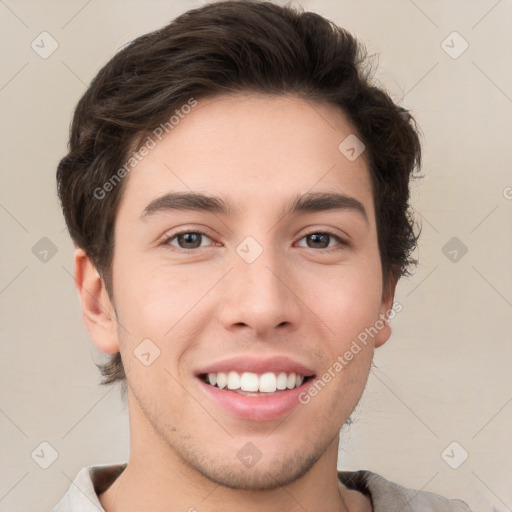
374, 271, 399, 349
73, 248, 120, 355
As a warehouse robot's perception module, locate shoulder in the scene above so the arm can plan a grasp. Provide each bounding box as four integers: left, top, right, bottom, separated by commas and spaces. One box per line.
338, 469, 473, 512
51, 462, 127, 512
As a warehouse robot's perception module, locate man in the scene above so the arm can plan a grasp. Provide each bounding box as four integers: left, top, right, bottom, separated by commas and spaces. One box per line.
52, 1, 473, 510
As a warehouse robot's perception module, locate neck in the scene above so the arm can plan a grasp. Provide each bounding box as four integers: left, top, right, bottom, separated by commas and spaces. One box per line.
98, 391, 370, 512
100, 448, 352, 512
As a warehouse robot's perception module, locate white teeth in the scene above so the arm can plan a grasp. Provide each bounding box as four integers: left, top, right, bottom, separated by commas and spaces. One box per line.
204, 371, 308, 392
227, 371, 240, 390
216, 372, 227, 389
240, 372, 259, 391
259, 372, 277, 392
286, 372, 296, 390
276, 372, 288, 390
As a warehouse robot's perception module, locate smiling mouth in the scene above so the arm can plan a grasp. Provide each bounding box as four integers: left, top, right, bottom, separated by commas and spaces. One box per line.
198, 372, 315, 396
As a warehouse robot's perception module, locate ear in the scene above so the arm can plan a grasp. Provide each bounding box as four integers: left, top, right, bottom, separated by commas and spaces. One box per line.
374, 271, 399, 349
73, 248, 120, 354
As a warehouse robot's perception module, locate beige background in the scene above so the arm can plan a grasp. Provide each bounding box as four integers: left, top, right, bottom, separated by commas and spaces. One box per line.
1, 0, 511, 511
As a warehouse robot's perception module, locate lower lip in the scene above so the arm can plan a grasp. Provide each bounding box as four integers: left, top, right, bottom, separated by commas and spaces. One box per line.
197, 377, 314, 422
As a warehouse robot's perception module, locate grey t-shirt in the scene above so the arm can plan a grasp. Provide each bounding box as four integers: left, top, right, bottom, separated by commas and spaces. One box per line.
51, 462, 473, 511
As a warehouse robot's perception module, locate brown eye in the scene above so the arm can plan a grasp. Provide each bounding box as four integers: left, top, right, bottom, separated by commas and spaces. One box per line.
297, 231, 346, 251
306, 233, 330, 248
166, 231, 213, 250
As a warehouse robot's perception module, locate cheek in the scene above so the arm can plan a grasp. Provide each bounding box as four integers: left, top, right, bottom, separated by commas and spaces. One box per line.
114, 256, 191, 317
302, 262, 383, 339
113, 263, 201, 388
112, 258, 217, 364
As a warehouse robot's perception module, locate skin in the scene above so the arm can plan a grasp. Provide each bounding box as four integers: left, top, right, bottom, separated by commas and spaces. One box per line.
74, 93, 397, 512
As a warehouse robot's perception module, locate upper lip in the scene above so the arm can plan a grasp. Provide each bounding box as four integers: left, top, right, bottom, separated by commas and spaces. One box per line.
194, 355, 316, 377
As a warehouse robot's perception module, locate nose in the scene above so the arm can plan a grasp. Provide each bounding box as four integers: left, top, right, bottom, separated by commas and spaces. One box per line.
219, 243, 302, 337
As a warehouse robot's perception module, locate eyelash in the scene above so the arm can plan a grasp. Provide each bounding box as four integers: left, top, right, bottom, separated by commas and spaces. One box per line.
160, 229, 348, 253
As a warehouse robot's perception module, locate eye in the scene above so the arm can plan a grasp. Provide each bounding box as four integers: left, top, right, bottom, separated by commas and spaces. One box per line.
296, 231, 347, 251
160, 229, 348, 252
163, 230, 214, 250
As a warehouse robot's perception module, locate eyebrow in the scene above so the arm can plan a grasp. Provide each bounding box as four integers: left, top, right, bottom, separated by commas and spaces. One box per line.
140, 191, 368, 224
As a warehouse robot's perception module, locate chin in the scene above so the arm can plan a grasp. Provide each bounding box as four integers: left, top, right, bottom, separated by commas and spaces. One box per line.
186, 446, 322, 491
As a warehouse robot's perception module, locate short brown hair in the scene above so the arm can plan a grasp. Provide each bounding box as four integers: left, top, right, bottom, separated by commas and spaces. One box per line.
56, 0, 422, 391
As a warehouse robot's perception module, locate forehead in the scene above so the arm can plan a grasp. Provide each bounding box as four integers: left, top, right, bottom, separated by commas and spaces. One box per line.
118, 93, 374, 222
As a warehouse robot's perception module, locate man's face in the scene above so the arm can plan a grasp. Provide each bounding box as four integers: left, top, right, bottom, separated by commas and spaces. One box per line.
106, 93, 394, 489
